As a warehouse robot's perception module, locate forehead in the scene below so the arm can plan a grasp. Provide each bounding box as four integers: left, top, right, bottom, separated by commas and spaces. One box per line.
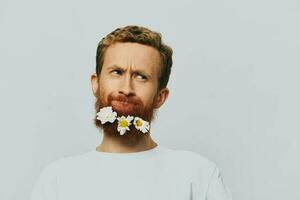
102, 42, 161, 77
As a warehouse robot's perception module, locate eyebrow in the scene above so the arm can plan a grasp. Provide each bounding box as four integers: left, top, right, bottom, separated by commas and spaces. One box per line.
107, 65, 152, 79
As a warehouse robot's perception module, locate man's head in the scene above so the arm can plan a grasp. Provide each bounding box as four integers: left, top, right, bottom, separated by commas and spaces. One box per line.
91, 25, 173, 140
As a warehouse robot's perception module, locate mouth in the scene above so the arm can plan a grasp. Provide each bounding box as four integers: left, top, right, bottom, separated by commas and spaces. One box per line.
111, 100, 136, 115
111, 100, 134, 108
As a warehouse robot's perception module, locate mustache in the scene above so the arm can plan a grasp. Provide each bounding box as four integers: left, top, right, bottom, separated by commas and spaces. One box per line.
107, 94, 143, 106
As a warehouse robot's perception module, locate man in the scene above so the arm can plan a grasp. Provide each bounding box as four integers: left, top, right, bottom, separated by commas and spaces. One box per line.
30, 25, 232, 200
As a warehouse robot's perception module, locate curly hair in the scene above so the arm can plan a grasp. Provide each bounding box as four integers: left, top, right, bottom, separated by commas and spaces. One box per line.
95, 25, 173, 90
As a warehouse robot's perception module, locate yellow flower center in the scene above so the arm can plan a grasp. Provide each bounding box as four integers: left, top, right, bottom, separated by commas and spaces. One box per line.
120, 120, 128, 128
136, 119, 143, 127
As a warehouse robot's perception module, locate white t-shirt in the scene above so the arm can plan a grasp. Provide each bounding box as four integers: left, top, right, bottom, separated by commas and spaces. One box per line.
30, 145, 232, 200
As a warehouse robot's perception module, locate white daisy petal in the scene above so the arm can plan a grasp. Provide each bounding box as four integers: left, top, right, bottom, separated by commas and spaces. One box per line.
96, 106, 117, 124
133, 117, 150, 133
117, 115, 133, 135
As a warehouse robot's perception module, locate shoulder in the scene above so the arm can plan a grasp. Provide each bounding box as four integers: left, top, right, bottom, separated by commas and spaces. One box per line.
37, 151, 91, 177
30, 152, 90, 199
164, 147, 216, 167
162, 147, 217, 177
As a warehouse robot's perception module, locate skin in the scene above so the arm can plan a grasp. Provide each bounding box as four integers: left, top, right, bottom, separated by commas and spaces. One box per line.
90, 42, 169, 153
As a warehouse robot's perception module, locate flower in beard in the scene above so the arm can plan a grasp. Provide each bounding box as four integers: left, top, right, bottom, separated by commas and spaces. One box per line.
133, 117, 150, 133
117, 115, 134, 135
96, 106, 117, 124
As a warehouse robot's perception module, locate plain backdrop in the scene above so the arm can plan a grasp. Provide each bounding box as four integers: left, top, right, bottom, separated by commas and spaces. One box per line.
0, 0, 299, 199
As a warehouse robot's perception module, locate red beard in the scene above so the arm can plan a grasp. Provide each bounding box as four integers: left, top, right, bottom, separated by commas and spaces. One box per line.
93, 88, 157, 143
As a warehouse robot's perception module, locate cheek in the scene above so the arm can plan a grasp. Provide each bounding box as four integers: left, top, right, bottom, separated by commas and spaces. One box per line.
99, 76, 119, 92
99, 76, 113, 91
98, 83, 109, 103
137, 87, 157, 106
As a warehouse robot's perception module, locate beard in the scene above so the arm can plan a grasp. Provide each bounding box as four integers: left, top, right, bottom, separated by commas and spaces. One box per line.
93, 87, 158, 146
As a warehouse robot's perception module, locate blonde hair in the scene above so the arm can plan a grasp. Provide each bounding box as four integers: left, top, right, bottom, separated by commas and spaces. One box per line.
95, 25, 173, 90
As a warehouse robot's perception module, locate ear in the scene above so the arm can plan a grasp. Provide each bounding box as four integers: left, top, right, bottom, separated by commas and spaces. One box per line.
154, 87, 169, 109
91, 73, 99, 97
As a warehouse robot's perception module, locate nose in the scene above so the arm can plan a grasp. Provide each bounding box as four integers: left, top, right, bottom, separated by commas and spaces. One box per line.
118, 74, 135, 97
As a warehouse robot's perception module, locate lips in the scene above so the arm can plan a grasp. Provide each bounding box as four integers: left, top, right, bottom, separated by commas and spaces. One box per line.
113, 100, 132, 106
111, 100, 136, 115
111, 100, 135, 109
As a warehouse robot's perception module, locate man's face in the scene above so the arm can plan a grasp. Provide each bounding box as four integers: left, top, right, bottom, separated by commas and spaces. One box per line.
91, 42, 169, 138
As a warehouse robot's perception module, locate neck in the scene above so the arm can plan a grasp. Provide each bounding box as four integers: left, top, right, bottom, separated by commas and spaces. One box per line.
96, 131, 158, 153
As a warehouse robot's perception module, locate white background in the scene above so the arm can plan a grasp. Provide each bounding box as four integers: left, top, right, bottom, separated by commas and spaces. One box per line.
0, 0, 299, 199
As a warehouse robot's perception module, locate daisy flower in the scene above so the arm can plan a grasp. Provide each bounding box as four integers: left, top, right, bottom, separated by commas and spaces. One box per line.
117, 115, 134, 135
133, 117, 150, 133
96, 106, 117, 124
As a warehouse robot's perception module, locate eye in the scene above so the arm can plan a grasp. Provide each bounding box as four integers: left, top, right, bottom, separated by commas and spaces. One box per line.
111, 69, 123, 75
136, 73, 147, 80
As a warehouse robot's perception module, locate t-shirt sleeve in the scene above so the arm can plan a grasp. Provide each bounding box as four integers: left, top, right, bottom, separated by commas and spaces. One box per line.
205, 165, 232, 200
29, 163, 59, 200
